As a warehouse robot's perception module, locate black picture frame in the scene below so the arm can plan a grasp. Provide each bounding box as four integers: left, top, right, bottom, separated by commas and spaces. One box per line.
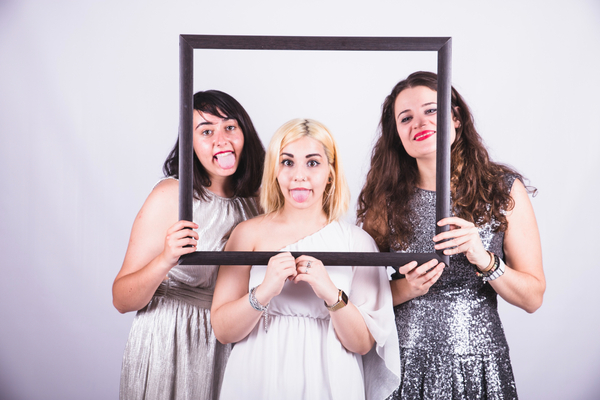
178, 35, 452, 269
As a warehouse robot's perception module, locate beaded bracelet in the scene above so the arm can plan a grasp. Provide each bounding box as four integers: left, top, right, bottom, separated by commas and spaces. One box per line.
249, 285, 270, 333
474, 253, 506, 282
483, 257, 506, 282
474, 252, 499, 279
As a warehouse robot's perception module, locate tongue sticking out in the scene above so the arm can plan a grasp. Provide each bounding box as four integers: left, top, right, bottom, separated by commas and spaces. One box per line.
291, 189, 310, 203
215, 152, 236, 169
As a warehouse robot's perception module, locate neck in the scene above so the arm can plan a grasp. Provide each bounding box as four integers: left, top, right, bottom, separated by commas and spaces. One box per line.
279, 202, 329, 232
206, 176, 233, 198
416, 157, 437, 191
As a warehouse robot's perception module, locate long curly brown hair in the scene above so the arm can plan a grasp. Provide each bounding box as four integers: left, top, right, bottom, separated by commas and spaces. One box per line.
357, 71, 534, 250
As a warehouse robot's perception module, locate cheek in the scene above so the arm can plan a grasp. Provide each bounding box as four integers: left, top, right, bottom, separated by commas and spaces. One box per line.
193, 138, 213, 161
397, 128, 411, 148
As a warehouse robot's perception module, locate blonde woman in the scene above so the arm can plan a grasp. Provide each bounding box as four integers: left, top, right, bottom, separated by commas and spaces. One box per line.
211, 119, 400, 400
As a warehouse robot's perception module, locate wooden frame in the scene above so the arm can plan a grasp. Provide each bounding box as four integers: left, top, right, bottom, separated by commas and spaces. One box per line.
178, 35, 452, 269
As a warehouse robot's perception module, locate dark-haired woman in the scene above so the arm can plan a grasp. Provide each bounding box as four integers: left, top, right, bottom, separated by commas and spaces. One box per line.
357, 72, 545, 399
113, 90, 265, 400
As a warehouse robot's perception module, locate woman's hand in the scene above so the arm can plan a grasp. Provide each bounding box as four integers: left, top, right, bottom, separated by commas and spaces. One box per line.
254, 252, 298, 305
391, 259, 445, 304
160, 220, 199, 267
433, 217, 491, 270
293, 256, 339, 306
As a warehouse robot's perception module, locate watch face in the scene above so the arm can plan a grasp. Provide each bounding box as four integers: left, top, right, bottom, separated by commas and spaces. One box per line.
341, 290, 348, 305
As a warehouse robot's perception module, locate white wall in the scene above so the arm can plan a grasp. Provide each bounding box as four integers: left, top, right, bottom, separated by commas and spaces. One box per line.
0, 0, 598, 399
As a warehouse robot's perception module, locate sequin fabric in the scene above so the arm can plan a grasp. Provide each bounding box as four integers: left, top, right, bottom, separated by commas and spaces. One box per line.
119, 187, 260, 400
388, 175, 518, 400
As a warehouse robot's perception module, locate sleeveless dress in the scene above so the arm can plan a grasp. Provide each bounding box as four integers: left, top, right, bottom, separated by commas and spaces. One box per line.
388, 175, 518, 400
219, 221, 401, 400
119, 187, 260, 400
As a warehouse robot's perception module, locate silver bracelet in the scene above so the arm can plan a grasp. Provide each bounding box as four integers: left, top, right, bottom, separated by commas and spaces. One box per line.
249, 286, 270, 333
483, 257, 506, 282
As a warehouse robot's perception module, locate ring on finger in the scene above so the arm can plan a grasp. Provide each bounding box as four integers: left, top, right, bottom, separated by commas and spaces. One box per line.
306, 260, 312, 274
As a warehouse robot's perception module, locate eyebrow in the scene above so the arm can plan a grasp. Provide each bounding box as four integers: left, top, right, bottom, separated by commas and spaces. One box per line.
195, 118, 235, 130
280, 153, 323, 158
397, 102, 438, 119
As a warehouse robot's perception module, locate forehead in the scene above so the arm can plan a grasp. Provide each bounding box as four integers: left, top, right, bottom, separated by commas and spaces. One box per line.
280, 136, 325, 155
394, 86, 437, 110
193, 109, 235, 124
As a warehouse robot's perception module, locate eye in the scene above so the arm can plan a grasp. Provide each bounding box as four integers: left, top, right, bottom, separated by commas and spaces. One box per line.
307, 160, 320, 167
225, 125, 237, 132
400, 115, 412, 124
281, 159, 293, 167
201, 129, 213, 136
425, 108, 437, 115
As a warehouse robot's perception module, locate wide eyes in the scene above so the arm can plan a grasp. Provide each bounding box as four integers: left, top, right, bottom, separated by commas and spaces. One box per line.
197, 123, 238, 136
280, 158, 321, 167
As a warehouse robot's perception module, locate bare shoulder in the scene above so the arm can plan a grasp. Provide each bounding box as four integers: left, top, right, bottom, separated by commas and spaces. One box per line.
149, 178, 178, 201
506, 178, 534, 218
225, 214, 270, 251
131, 178, 179, 235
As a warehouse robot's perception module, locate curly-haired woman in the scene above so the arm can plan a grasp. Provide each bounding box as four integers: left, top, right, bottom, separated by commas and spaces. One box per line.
358, 71, 545, 400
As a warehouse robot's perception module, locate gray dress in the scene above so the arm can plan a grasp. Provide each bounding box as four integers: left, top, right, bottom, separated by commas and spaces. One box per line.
119, 188, 260, 400
388, 175, 518, 400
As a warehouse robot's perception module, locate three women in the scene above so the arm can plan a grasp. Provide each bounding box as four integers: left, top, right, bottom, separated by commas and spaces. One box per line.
116, 72, 544, 399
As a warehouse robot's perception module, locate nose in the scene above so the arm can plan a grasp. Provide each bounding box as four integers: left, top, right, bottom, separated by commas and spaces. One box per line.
213, 126, 227, 146
293, 166, 307, 182
413, 116, 426, 129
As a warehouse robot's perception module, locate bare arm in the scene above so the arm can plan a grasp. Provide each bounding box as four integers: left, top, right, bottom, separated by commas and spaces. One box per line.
434, 179, 545, 313
211, 220, 298, 344
112, 179, 199, 313
488, 179, 545, 312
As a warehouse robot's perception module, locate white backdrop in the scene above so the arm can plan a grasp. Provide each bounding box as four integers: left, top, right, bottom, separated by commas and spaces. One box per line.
1, 1, 599, 399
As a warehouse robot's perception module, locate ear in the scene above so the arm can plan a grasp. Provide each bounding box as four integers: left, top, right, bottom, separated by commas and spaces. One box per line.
452, 106, 461, 129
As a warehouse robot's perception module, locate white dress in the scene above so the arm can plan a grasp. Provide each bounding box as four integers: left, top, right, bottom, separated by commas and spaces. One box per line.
219, 221, 400, 400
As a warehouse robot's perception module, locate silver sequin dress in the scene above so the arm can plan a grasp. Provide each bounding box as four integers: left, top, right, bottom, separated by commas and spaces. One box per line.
388, 175, 518, 400
119, 187, 260, 400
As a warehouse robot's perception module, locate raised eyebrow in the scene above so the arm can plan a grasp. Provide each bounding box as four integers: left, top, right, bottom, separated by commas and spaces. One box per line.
422, 102, 437, 108
305, 153, 322, 158
195, 121, 216, 130
280, 152, 294, 158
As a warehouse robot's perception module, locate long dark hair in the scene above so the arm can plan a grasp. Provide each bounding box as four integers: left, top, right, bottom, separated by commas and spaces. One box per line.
163, 90, 265, 199
357, 71, 534, 250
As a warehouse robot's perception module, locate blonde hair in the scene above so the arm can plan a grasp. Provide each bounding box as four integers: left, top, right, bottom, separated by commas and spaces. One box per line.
260, 118, 350, 222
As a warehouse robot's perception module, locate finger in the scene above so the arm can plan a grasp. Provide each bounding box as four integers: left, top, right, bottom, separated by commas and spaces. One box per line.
168, 220, 198, 234
437, 217, 472, 227
434, 234, 471, 250
293, 272, 309, 284
397, 261, 418, 275
422, 263, 445, 287
433, 226, 473, 242
413, 259, 441, 276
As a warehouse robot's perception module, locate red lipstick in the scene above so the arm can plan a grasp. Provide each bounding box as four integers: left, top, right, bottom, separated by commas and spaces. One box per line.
414, 130, 435, 142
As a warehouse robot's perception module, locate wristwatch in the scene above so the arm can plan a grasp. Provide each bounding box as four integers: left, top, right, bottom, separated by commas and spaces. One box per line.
325, 289, 348, 311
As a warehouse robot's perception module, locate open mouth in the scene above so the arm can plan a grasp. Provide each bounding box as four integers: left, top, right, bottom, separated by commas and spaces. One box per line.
214, 151, 236, 169
414, 130, 435, 142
